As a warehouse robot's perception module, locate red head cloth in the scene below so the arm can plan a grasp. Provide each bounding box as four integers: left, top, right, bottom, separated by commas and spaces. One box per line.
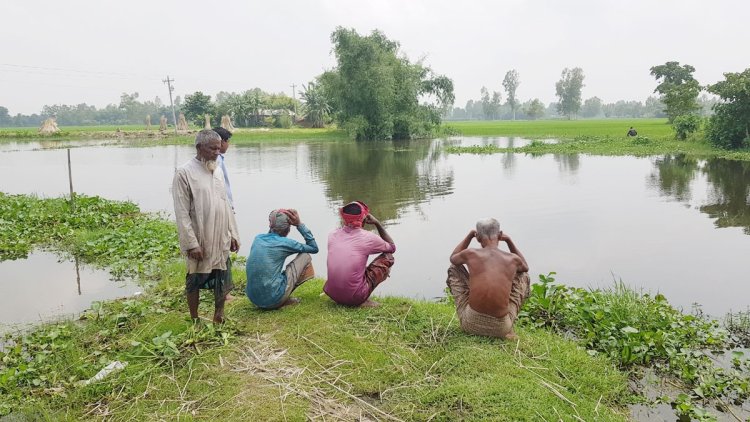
340, 201, 369, 228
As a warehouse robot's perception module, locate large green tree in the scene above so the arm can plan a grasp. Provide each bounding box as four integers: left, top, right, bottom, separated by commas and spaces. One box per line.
555, 67, 585, 119
524, 99, 545, 120
319, 27, 454, 140
649, 61, 701, 123
502, 70, 520, 120
706, 68, 750, 149
182, 91, 214, 127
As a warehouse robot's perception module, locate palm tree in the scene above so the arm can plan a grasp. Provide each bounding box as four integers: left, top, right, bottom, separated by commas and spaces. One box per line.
301, 82, 331, 128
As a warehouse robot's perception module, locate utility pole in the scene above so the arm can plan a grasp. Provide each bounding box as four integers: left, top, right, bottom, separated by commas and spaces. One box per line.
163, 76, 178, 133
290, 83, 297, 118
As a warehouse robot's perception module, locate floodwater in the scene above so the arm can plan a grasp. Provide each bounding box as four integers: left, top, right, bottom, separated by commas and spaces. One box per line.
0, 251, 139, 327
0, 137, 748, 319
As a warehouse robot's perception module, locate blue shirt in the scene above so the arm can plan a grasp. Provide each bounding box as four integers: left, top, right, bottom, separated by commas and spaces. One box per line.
218, 154, 234, 209
246, 224, 318, 308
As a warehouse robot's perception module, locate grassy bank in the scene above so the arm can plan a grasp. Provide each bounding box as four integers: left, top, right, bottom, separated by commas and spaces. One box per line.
446, 119, 674, 138
2, 193, 748, 420
0, 193, 628, 420
0, 126, 349, 144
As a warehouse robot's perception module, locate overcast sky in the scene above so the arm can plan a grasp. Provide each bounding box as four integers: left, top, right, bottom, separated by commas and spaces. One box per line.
2, 0, 748, 115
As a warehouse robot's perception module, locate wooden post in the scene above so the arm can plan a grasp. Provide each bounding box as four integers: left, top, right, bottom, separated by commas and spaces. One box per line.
67, 148, 75, 211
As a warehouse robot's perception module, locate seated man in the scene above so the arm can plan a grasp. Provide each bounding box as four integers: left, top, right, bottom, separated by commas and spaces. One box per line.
447, 218, 530, 340
324, 201, 395, 307
246, 209, 318, 309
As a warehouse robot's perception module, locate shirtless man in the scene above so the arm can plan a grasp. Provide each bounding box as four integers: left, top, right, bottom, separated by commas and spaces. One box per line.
447, 218, 530, 340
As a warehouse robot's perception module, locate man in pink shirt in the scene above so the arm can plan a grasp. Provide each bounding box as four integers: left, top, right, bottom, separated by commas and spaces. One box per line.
324, 201, 396, 307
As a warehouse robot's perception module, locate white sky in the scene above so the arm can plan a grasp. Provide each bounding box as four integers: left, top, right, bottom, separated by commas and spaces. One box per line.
1, 0, 748, 114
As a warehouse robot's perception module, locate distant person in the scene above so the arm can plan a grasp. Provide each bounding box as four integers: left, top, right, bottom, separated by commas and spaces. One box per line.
627, 127, 638, 137
324, 201, 396, 308
246, 209, 318, 309
172, 129, 240, 323
447, 218, 530, 340
212, 126, 235, 210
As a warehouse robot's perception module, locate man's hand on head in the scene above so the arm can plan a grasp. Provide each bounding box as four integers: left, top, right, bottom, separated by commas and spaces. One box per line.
469, 229, 477, 238
188, 247, 204, 261
284, 209, 301, 226
230, 239, 239, 252
364, 214, 379, 226
498, 232, 510, 242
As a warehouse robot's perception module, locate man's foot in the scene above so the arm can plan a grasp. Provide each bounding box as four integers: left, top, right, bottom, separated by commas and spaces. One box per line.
299, 263, 315, 282
359, 299, 380, 308
224, 293, 235, 302
504, 331, 519, 341
280, 297, 301, 308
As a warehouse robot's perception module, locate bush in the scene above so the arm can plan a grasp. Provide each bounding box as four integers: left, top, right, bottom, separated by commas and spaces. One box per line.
272, 114, 292, 129
672, 114, 702, 140
706, 106, 749, 149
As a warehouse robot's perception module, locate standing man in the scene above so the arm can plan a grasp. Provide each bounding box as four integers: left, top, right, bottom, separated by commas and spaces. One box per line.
447, 218, 530, 340
212, 126, 234, 210
324, 201, 396, 308
246, 209, 318, 309
172, 129, 240, 323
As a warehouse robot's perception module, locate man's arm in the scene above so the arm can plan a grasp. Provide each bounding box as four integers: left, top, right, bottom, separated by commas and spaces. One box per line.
172, 169, 202, 259
364, 214, 394, 245
283, 209, 319, 253
450, 230, 476, 265
500, 233, 529, 272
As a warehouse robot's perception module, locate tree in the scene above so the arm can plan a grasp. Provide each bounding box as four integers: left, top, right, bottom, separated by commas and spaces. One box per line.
0, 106, 10, 126
581, 97, 602, 118
706, 68, 750, 149
524, 99, 545, 120
182, 92, 214, 127
301, 81, 331, 128
319, 27, 454, 140
555, 68, 585, 119
650, 61, 701, 123
502, 70, 520, 120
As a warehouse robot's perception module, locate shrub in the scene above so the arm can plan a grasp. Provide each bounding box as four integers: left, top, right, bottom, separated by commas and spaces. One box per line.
672, 114, 702, 140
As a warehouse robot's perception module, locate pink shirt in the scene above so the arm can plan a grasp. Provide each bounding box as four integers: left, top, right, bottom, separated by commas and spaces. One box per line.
324, 226, 396, 306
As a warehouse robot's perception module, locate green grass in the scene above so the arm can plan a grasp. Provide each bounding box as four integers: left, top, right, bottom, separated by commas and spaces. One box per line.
447, 135, 750, 161
446, 118, 674, 138
0, 126, 348, 144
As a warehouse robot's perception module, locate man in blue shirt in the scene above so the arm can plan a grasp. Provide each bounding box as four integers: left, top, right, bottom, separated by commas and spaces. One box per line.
246, 209, 318, 309
213, 127, 234, 210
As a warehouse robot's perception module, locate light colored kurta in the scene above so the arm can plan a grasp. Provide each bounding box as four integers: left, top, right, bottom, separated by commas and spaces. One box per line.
172, 157, 240, 274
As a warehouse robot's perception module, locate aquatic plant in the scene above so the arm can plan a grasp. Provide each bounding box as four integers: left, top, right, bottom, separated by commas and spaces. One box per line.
521, 273, 750, 419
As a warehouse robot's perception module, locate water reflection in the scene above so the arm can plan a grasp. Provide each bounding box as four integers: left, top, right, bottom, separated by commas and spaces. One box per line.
0, 251, 139, 326
650, 155, 750, 234
309, 140, 454, 222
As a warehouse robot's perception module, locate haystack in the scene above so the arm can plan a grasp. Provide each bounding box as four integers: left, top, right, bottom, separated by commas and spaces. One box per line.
145, 114, 152, 130
39, 117, 60, 135
204, 114, 211, 129
159, 115, 168, 131
176, 113, 189, 132
221, 115, 235, 132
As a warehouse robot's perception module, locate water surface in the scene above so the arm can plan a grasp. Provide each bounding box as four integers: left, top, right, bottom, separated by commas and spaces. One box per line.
1, 137, 748, 316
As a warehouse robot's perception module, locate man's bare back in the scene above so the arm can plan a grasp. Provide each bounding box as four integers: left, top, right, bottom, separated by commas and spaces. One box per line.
450, 229, 529, 319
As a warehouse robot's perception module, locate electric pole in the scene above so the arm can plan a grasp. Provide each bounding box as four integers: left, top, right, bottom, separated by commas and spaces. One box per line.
290, 83, 297, 118
163, 76, 178, 133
